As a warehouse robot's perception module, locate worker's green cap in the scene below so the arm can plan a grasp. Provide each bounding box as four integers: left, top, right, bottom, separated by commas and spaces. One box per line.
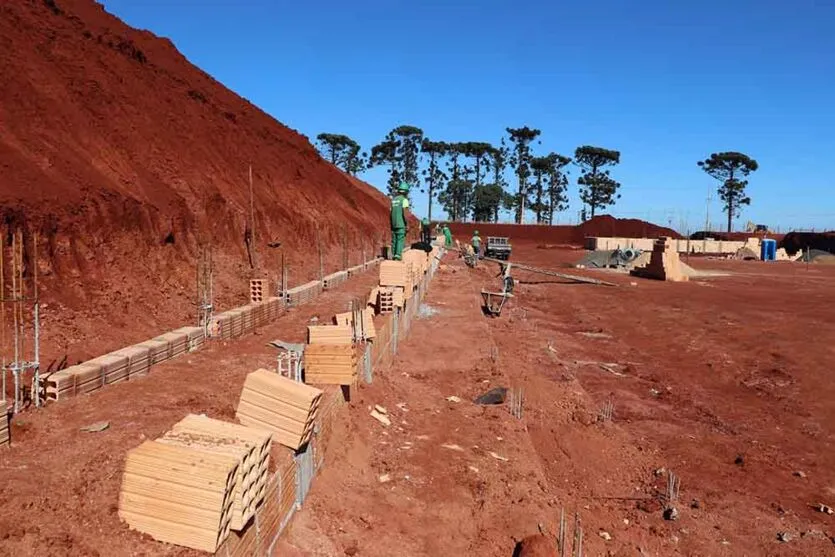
397, 181, 410, 192
474, 230, 479, 234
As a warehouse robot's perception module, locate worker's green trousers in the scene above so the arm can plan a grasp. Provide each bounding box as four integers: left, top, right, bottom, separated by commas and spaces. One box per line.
391, 228, 406, 260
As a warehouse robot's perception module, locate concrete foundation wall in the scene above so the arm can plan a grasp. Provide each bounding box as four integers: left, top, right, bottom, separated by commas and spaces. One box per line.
587, 236, 762, 255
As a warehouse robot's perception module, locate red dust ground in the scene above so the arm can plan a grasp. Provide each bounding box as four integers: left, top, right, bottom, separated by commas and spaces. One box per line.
281, 244, 835, 556
1, 244, 834, 557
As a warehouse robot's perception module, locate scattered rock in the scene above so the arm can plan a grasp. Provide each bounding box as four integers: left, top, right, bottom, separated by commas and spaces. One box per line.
793, 470, 807, 478
80, 421, 110, 433
473, 387, 507, 405
378, 474, 391, 484
446, 395, 462, 403
396, 402, 408, 412
690, 499, 701, 509
488, 451, 509, 462
344, 543, 359, 556
374, 405, 388, 415
663, 507, 679, 521
813, 503, 834, 515
369, 409, 391, 427
468, 466, 479, 473
777, 531, 793, 543
654, 467, 666, 477
734, 454, 745, 466
598, 531, 612, 541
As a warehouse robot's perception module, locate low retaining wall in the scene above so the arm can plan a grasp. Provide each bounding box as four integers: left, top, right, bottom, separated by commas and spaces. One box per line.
34, 259, 383, 409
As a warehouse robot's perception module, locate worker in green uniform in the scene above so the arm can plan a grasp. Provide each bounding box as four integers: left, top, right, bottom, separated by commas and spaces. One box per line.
390, 181, 410, 260
442, 224, 452, 247
471, 230, 482, 258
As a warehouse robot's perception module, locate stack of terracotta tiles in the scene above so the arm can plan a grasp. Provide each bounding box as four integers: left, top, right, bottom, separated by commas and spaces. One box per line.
236, 369, 323, 451
118, 439, 239, 553
305, 325, 357, 385
630, 237, 689, 282
157, 414, 272, 531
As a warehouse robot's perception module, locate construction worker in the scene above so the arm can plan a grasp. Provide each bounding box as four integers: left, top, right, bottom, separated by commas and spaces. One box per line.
442, 224, 453, 247
390, 181, 410, 260
471, 230, 482, 258
421, 217, 432, 245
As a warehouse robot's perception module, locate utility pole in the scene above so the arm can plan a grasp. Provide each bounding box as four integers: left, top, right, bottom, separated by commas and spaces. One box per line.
703, 187, 712, 253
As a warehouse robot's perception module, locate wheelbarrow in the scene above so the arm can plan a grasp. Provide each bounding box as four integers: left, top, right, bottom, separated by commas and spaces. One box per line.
481, 289, 513, 317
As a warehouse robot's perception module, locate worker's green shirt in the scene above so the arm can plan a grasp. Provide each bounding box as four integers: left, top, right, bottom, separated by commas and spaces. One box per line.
472, 235, 481, 247
391, 195, 409, 230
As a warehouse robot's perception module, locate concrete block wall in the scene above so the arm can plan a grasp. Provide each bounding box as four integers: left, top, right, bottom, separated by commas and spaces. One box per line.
587, 236, 762, 255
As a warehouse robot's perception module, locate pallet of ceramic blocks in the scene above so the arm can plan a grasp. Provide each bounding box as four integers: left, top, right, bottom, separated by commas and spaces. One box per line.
307, 324, 352, 345
378, 288, 394, 313
250, 278, 269, 303
157, 414, 272, 531
114, 345, 152, 378
118, 440, 239, 553
322, 270, 348, 290
304, 344, 358, 385
236, 369, 323, 450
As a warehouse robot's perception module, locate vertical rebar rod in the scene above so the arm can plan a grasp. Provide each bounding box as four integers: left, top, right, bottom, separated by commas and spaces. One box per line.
33, 232, 39, 407
558, 508, 566, 557
11, 233, 19, 413
1, 234, 5, 405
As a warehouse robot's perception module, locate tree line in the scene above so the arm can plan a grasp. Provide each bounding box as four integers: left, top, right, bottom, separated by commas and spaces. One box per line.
317, 128, 758, 232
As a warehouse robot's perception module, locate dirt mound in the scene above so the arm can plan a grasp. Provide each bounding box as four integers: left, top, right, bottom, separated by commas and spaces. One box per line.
512, 535, 554, 557
448, 215, 680, 246
0, 0, 393, 365
780, 231, 835, 256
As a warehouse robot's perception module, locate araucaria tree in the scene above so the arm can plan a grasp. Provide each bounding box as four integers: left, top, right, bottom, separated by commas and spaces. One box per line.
546, 154, 571, 224
369, 125, 424, 196
574, 146, 621, 219
531, 153, 571, 224
421, 139, 448, 221
315, 133, 367, 175
506, 127, 541, 223
697, 152, 759, 232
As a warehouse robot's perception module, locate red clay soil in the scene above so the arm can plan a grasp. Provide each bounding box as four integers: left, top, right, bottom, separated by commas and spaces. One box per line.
283, 248, 835, 556
0, 270, 381, 557
447, 215, 681, 246
0, 0, 409, 369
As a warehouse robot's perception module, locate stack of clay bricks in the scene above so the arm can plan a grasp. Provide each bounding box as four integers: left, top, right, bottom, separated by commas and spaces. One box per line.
285, 280, 322, 307
157, 414, 272, 531
630, 236, 689, 282
322, 270, 348, 290
118, 439, 239, 553
1, 400, 8, 447
304, 325, 357, 385
250, 278, 269, 304
236, 369, 323, 451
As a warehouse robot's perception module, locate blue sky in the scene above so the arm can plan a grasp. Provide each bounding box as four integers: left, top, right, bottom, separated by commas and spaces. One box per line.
102, 0, 835, 232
